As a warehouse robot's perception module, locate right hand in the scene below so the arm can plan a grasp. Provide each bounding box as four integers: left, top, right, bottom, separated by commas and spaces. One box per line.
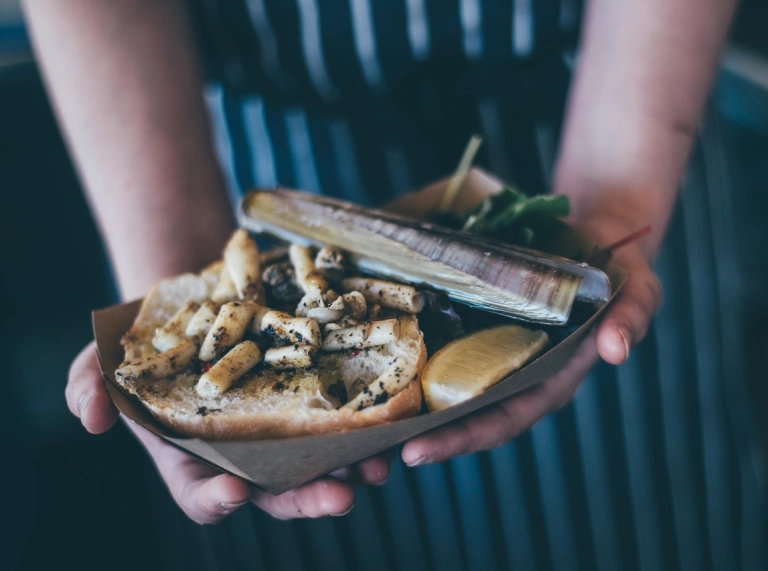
67, 342, 390, 524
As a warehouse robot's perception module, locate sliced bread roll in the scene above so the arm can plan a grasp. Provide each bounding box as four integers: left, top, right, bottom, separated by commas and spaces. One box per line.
118, 271, 426, 440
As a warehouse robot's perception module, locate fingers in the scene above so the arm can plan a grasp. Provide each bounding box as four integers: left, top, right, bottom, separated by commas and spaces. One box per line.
66, 341, 119, 434
596, 262, 662, 365
356, 453, 392, 485
176, 470, 252, 525
402, 405, 514, 466
252, 477, 355, 520
331, 452, 392, 486
136, 428, 251, 525
402, 336, 598, 466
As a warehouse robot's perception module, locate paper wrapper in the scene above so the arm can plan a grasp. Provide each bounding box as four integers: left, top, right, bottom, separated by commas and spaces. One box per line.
93, 170, 626, 495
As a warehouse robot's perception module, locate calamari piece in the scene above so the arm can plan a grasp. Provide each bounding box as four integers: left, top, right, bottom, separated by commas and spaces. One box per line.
152, 301, 200, 352
321, 319, 400, 351
290, 244, 328, 315
224, 229, 265, 303
343, 357, 410, 411
341, 292, 367, 321
306, 296, 345, 324
185, 300, 219, 338
199, 301, 255, 361
196, 340, 262, 397
367, 304, 382, 321
117, 338, 199, 382
324, 292, 367, 330
314, 247, 345, 279
264, 344, 317, 370
341, 277, 425, 314
256, 310, 321, 346
211, 264, 238, 303
325, 289, 340, 303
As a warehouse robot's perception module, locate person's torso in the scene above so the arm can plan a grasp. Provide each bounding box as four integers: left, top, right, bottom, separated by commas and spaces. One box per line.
196, 0, 580, 206
192, 0, 581, 108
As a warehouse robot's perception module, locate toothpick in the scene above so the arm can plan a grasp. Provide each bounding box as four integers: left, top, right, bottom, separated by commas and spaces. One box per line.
585, 225, 652, 264
437, 135, 483, 213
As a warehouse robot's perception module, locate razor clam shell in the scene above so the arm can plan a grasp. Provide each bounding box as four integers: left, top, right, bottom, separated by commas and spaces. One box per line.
238, 190, 611, 324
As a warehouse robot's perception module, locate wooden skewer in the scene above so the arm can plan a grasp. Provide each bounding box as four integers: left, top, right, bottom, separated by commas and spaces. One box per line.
586, 225, 651, 264
437, 135, 483, 213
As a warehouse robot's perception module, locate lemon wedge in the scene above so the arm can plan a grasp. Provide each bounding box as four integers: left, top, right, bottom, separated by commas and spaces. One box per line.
422, 325, 549, 412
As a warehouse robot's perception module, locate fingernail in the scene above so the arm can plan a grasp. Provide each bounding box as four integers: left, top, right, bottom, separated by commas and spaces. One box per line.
331, 503, 354, 517
618, 326, 631, 359
220, 501, 247, 511
78, 394, 92, 419
376, 474, 390, 485
405, 455, 430, 467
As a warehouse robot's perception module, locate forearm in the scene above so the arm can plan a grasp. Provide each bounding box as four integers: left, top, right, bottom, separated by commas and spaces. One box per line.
555, 0, 737, 256
24, 0, 234, 299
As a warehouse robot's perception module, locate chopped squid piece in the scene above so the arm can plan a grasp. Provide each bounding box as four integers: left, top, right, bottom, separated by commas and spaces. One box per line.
324, 322, 343, 333
341, 292, 367, 321
290, 245, 328, 315
196, 340, 262, 397
211, 264, 238, 303
340, 277, 425, 314
255, 310, 322, 347
152, 301, 200, 352
314, 247, 345, 279
117, 337, 199, 382
264, 344, 318, 370
243, 300, 271, 330
343, 357, 409, 411
325, 289, 340, 304
185, 300, 219, 338
367, 304, 382, 321
306, 296, 346, 324
326, 292, 368, 329
199, 301, 255, 361
224, 229, 265, 303
321, 319, 400, 351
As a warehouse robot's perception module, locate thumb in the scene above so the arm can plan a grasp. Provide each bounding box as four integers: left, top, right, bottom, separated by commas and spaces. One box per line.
596, 260, 662, 365
66, 341, 119, 433
178, 473, 252, 524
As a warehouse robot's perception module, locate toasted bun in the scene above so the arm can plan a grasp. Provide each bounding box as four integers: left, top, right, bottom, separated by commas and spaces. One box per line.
118, 272, 426, 440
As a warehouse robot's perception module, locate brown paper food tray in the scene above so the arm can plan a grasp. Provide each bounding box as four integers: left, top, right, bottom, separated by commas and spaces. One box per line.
93, 169, 626, 495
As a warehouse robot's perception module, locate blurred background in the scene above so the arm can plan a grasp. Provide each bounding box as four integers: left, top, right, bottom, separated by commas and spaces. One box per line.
2, 0, 767, 569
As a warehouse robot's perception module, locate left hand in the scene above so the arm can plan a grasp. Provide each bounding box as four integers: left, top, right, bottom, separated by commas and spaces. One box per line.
66, 342, 391, 523
401, 215, 663, 466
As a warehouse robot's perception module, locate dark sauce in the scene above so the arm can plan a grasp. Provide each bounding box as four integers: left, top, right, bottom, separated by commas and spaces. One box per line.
419, 297, 601, 356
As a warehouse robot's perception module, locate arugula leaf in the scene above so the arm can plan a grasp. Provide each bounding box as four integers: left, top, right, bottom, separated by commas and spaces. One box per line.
461, 187, 569, 245
461, 187, 523, 233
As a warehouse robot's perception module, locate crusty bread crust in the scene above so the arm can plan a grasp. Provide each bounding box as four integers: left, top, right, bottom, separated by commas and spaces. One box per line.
141, 377, 424, 440
118, 270, 426, 440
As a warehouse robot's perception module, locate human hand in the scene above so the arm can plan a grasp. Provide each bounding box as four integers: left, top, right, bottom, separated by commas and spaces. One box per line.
401, 216, 662, 466
67, 342, 390, 523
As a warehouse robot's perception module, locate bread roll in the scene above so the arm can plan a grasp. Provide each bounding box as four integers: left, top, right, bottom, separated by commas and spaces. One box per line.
117, 270, 426, 440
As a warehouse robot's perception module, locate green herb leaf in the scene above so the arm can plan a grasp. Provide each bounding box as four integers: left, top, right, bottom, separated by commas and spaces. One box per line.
461, 187, 569, 245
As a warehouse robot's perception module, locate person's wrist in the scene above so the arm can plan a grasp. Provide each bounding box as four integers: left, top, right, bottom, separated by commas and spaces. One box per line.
560, 188, 667, 262
570, 213, 652, 257
554, 167, 676, 261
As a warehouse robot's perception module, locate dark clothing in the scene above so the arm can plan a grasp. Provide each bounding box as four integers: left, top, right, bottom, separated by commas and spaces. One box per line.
162, 1, 768, 568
